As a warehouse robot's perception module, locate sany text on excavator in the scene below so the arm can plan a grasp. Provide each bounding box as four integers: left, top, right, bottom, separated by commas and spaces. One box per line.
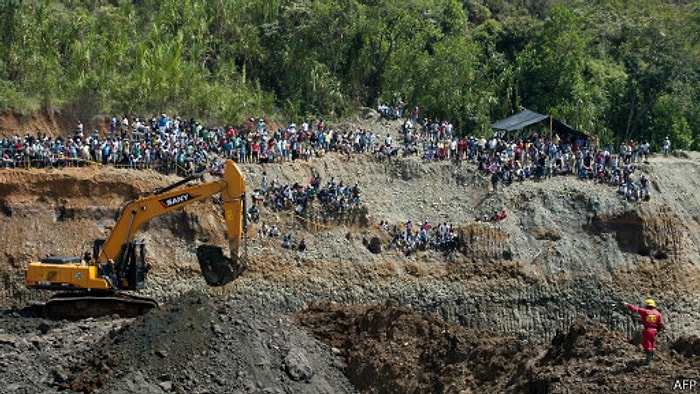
25, 159, 247, 319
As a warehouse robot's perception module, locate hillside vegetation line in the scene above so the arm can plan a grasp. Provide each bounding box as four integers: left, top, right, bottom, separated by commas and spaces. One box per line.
1, 0, 699, 151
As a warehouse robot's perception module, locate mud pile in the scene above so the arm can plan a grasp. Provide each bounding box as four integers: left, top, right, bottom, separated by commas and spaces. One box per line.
294, 300, 535, 393
294, 302, 700, 394
516, 320, 700, 393
3, 297, 700, 393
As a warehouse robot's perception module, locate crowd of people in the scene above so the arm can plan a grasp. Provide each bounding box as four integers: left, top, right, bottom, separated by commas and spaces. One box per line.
254, 222, 307, 252
0, 111, 432, 173
377, 100, 660, 204
477, 209, 508, 223
250, 173, 362, 217
248, 172, 364, 255
1, 115, 218, 176
388, 115, 656, 202
2, 107, 666, 257
380, 219, 459, 256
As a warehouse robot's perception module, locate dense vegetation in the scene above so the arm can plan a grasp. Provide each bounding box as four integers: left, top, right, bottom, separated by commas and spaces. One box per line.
1, 0, 699, 149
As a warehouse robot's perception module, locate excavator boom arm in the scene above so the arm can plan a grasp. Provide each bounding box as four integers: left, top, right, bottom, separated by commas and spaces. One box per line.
99, 160, 246, 264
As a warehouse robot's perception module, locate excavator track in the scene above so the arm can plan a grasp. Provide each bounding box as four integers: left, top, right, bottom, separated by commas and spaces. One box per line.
44, 292, 158, 320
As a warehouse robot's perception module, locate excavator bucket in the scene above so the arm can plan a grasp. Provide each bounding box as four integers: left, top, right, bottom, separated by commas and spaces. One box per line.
196, 245, 245, 286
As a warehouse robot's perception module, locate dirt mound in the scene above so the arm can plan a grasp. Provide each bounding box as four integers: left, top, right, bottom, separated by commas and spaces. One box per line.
294, 303, 700, 394
671, 335, 700, 358
294, 301, 535, 393
49, 293, 355, 394
4, 298, 700, 394
540, 319, 630, 363
515, 319, 700, 393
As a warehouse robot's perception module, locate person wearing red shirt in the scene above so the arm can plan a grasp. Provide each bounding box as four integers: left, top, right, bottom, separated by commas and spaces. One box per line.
251, 140, 260, 163
624, 299, 665, 363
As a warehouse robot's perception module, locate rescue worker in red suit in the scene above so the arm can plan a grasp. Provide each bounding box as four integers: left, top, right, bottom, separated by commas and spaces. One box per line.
623, 299, 665, 362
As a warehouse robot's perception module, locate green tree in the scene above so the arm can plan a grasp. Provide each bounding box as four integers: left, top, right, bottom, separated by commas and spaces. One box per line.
606, 2, 698, 145
1, 0, 700, 143
515, 6, 592, 130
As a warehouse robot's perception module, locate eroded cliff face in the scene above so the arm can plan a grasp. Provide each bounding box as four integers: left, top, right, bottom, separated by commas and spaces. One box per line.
2, 120, 700, 344
439, 163, 700, 343
237, 152, 699, 344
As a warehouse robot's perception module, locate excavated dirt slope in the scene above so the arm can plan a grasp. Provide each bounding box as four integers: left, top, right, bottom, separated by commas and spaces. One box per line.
2, 109, 700, 393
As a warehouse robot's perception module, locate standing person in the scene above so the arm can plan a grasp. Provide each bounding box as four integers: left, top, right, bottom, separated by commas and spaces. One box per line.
257, 118, 265, 134
396, 99, 405, 119
491, 171, 499, 192
623, 299, 665, 363
663, 136, 671, 157
158, 113, 168, 133
640, 140, 650, 161
261, 171, 268, 195
75, 121, 84, 139
121, 115, 129, 135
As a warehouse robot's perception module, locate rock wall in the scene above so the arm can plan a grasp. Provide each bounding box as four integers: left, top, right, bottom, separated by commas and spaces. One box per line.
226, 277, 699, 346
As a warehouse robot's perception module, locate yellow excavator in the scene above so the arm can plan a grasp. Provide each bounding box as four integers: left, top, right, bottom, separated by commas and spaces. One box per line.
25, 159, 247, 319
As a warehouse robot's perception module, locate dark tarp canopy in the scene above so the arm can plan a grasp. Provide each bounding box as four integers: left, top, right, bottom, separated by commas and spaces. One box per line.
490, 109, 588, 142
490, 109, 548, 132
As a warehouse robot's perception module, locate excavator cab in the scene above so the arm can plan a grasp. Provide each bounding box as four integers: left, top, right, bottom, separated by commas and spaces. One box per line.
93, 239, 150, 290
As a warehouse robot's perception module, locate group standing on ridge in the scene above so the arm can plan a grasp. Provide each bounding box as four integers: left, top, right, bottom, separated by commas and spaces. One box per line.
1, 106, 670, 259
